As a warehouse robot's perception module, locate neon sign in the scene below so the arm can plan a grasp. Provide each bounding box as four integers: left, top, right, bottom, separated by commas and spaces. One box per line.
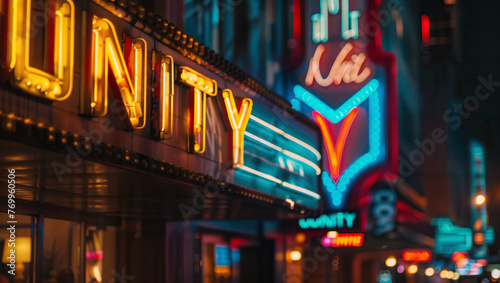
305, 43, 371, 86
151, 51, 174, 139
312, 0, 360, 42
0, 0, 268, 171
290, 0, 399, 211
432, 217, 472, 256
235, 106, 321, 208
84, 16, 147, 130
1, 0, 75, 100
295, 79, 385, 206
321, 233, 364, 247
178, 66, 217, 153
313, 108, 357, 179
222, 89, 253, 168
298, 212, 357, 229
402, 250, 432, 262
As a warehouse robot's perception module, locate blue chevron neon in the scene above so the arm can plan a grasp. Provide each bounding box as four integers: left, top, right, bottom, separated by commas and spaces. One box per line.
294, 78, 385, 208
293, 79, 379, 123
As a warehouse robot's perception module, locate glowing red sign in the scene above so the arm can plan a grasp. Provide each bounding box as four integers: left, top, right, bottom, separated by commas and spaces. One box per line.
322, 233, 364, 247
402, 250, 431, 262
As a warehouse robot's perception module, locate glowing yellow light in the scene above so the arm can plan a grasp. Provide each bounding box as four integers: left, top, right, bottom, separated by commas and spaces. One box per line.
151, 51, 174, 139
1, 0, 17, 77
88, 16, 147, 129
222, 89, 253, 167
425, 267, 434, 277
408, 265, 418, 274
440, 270, 447, 278
475, 194, 485, 205
452, 272, 459, 280
446, 271, 453, 279
178, 66, 217, 153
91, 265, 101, 282
290, 251, 302, 261
327, 231, 338, 239
385, 256, 397, 268
11, 0, 74, 100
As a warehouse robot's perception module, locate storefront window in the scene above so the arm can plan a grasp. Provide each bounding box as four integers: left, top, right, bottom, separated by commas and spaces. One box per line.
42, 218, 81, 283
0, 213, 35, 283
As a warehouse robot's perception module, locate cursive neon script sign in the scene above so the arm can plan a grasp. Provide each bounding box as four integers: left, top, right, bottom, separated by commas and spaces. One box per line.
305, 43, 371, 86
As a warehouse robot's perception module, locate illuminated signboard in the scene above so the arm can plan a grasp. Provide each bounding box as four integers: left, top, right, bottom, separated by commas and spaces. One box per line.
286, 0, 398, 209
234, 105, 321, 209
215, 245, 231, 267
0, 0, 325, 209
369, 188, 397, 235
402, 250, 432, 263
456, 261, 482, 276
432, 217, 472, 256
298, 212, 358, 229
321, 232, 364, 247
0, 0, 259, 167
469, 141, 495, 259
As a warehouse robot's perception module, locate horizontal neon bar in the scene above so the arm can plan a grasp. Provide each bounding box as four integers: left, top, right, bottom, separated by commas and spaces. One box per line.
239, 166, 320, 200
244, 132, 321, 175
249, 115, 321, 161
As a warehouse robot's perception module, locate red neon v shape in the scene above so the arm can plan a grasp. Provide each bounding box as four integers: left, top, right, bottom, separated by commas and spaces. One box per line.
313, 108, 358, 182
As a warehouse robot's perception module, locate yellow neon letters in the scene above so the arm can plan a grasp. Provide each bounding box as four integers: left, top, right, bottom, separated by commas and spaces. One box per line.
222, 89, 253, 167
0, 0, 17, 82
178, 66, 217, 153
11, 0, 74, 100
151, 51, 174, 139
88, 16, 147, 130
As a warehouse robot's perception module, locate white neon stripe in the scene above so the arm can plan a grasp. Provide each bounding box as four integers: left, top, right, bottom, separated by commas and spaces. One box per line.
249, 115, 321, 161
240, 166, 321, 200
283, 149, 321, 175
245, 132, 282, 152
240, 165, 282, 184
282, 182, 321, 200
244, 132, 321, 175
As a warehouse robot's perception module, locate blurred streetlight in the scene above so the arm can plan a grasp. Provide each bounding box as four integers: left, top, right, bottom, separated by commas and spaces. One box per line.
475, 194, 485, 205
408, 265, 418, 274
425, 267, 435, 276
290, 251, 302, 261
386, 256, 397, 267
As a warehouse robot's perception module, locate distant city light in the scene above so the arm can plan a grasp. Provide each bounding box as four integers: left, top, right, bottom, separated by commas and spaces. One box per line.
475, 194, 485, 205
425, 267, 435, 276
290, 251, 302, 261
492, 269, 500, 279
452, 272, 460, 280
327, 231, 338, 239
386, 256, 397, 267
440, 270, 447, 278
408, 265, 418, 274
397, 265, 405, 273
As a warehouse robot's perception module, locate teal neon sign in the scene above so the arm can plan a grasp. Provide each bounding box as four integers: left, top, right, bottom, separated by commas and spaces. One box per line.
312, 0, 360, 42
298, 212, 357, 229
432, 217, 472, 256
